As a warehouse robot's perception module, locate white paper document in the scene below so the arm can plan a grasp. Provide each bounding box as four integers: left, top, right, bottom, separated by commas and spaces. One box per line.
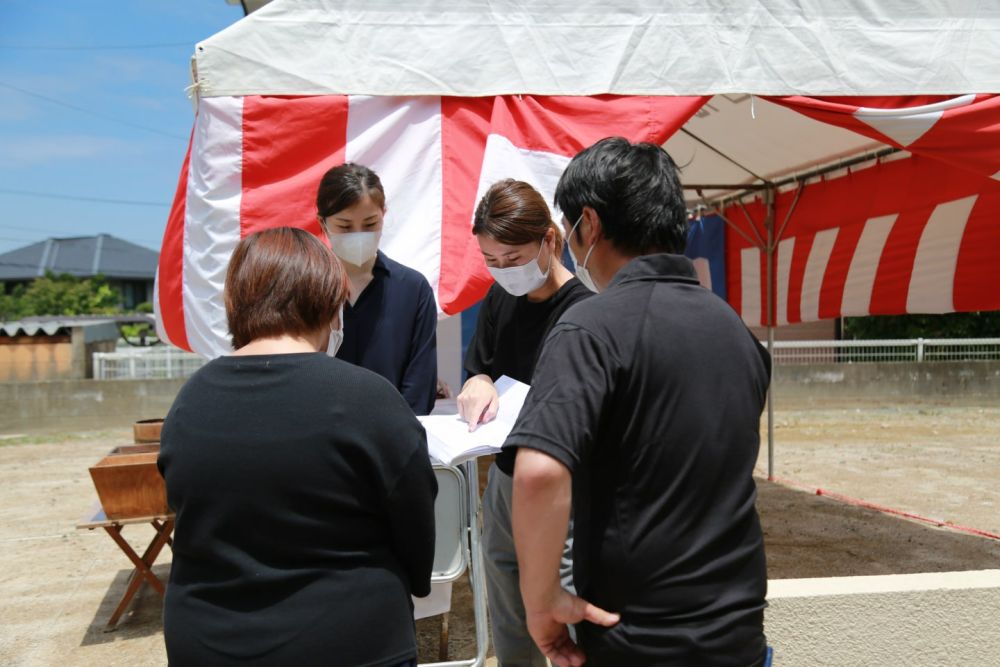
418, 376, 530, 465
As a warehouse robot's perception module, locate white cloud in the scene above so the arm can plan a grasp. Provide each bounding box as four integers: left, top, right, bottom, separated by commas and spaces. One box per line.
0, 135, 131, 166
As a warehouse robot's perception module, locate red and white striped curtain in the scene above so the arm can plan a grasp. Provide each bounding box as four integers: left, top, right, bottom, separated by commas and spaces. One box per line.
155, 94, 706, 357
725, 95, 1000, 327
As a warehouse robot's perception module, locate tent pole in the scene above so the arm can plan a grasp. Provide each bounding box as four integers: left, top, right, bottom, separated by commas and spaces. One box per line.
764, 187, 776, 482
694, 189, 760, 248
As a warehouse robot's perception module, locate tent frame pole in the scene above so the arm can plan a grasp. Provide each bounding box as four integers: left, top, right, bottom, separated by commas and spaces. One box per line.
764, 187, 776, 482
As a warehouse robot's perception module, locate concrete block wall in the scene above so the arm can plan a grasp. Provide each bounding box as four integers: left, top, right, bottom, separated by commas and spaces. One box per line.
3, 361, 1000, 434
766, 570, 1000, 666
0, 378, 187, 434
772, 361, 1000, 406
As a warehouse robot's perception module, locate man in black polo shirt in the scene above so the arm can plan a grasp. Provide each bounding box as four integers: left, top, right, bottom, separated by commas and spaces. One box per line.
504, 137, 771, 667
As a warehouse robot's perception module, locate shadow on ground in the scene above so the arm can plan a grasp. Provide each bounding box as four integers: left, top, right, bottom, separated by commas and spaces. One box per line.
80, 563, 168, 646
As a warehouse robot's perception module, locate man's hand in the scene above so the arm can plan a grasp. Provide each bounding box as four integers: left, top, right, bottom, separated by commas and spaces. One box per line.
456, 374, 499, 432
525, 588, 620, 667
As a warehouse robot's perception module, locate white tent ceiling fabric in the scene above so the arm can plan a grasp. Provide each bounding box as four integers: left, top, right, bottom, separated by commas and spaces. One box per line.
194, 0, 1000, 98
664, 95, 884, 201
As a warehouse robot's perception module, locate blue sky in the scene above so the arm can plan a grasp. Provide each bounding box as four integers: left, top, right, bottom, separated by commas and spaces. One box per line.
0, 1, 246, 256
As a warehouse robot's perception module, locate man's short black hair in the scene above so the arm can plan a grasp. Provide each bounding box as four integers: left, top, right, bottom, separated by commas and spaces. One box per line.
554, 137, 687, 255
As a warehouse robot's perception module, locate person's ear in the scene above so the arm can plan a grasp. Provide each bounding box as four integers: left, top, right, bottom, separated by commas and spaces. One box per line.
581, 207, 602, 246
544, 226, 557, 249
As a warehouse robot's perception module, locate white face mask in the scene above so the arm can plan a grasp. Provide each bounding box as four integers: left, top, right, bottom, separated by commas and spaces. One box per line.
328, 231, 380, 266
487, 242, 551, 297
567, 213, 598, 293
326, 304, 345, 357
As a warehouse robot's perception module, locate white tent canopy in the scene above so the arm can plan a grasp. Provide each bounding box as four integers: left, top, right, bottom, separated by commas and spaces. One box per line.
195, 0, 1000, 204
196, 0, 1000, 98
161, 0, 1000, 481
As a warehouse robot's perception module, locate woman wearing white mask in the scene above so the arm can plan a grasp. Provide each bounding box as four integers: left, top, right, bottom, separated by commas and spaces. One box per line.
316, 163, 438, 415
458, 179, 592, 667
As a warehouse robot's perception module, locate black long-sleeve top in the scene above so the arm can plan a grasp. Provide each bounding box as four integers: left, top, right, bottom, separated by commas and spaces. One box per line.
158, 352, 437, 666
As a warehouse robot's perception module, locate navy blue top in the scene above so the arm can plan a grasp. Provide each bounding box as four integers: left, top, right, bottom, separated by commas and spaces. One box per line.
336, 250, 438, 415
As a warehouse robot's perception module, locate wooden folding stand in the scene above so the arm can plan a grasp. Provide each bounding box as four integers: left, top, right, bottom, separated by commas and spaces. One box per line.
77, 504, 175, 630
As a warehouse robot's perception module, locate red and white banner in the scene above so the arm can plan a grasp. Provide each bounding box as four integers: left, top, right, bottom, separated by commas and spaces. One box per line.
156, 94, 706, 356
725, 153, 1000, 327
769, 95, 1000, 182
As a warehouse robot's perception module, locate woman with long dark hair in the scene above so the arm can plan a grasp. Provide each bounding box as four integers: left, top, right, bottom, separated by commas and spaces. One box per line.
316, 163, 438, 415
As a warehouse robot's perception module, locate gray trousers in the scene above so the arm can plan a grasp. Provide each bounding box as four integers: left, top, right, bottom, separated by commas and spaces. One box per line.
482, 463, 574, 667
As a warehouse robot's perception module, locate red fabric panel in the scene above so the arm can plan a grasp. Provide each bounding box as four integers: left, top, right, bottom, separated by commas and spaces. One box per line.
489, 94, 709, 154
157, 134, 193, 352
783, 233, 813, 324
437, 95, 709, 315
953, 187, 1000, 311
867, 206, 926, 315
818, 219, 864, 321
438, 97, 494, 315
768, 95, 1000, 181
240, 95, 349, 240
723, 200, 768, 325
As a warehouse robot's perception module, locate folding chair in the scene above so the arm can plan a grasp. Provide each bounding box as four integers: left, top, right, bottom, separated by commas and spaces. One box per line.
421, 461, 489, 667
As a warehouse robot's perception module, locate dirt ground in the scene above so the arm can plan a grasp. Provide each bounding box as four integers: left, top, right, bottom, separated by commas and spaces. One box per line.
1, 399, 999, 666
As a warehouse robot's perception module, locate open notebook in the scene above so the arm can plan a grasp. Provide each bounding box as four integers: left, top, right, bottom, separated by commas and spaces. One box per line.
418, 376, 530, 465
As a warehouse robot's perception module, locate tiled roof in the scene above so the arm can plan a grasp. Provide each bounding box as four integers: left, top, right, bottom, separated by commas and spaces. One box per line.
0, 235, 157, 282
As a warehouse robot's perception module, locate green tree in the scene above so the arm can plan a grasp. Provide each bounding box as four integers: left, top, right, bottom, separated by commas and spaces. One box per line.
843, 311, 1000, 339
0, 272, 122, 319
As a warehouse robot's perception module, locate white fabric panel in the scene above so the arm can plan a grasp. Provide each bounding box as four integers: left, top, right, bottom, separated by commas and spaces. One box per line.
691, 257, 712, 291
906, 195, 978, 314
475, 134, 572, 226
775, 238, 794, 326
153, 266, 166, 343
183, 97, 244, 359
853, 96, 974, 147
668, 96, 879, 204
799, 228, 838, 322
740, 246, 762, 327
841, 214, 896, 317
345, 96, 443, 305
194, 0, 1000, 97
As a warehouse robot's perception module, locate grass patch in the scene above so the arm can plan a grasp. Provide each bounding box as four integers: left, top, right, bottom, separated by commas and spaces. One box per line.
0, 429, 132, 448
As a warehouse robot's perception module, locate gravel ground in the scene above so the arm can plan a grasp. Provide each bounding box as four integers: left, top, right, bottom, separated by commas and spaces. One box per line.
2, 399, 998, 666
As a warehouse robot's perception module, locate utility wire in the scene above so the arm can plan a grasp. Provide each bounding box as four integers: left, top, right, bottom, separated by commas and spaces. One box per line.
0, 42, 192, 51
0, 81, 187, 141
0, 188, 171, 208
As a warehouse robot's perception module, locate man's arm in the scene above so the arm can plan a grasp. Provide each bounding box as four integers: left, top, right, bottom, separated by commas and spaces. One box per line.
513, 448, 619, 667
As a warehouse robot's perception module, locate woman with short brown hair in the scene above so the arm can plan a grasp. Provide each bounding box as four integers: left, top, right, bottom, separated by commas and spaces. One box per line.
159, 227, 437, 666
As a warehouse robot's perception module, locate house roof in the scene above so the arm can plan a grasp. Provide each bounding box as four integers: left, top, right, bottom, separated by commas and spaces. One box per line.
0, 315, 154, 340
0, 234, 158, 282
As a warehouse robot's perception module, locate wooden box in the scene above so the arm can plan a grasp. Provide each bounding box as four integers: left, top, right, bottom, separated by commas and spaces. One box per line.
109, 444, 161, 456
89, 452, 169, 519
133, 418, 164, 444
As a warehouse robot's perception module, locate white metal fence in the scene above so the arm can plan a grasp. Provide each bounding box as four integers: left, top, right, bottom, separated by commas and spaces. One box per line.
93, 347, 206, 380
771, 338, 1000, 365
91, 338, 1000, 379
